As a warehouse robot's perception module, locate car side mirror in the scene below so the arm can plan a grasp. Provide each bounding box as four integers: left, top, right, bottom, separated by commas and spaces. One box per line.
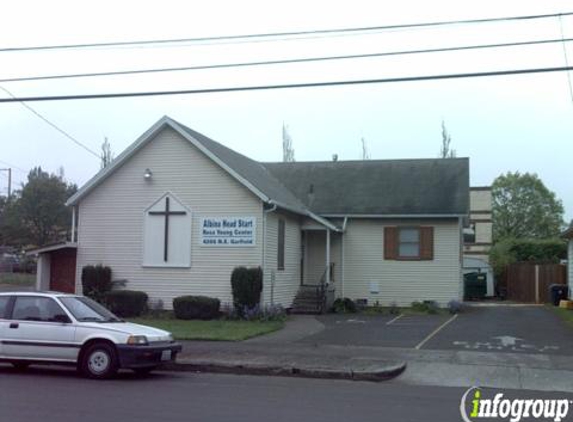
53, 314, 71, 324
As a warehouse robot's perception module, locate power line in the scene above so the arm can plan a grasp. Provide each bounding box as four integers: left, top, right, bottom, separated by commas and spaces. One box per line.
559, 15, 573, 104
0, 159, 27, 173
0, 66, 571, 103
0, 86, 100, 158
2, 11, 573, 53
2, 37, 572, 84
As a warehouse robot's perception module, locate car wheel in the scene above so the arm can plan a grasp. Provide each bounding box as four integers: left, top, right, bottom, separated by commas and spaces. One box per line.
11, 361, 30, 371
80, 342, 118, 379
133, 366, 157, 376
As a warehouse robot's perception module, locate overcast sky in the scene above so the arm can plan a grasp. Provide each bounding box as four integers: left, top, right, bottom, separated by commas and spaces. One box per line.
1, 0, 572, 221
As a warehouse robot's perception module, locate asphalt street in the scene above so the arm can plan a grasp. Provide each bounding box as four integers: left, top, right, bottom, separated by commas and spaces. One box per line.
2, 366, 572, 422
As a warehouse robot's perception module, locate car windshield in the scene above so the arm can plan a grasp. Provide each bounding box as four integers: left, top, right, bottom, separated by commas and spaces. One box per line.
59, 296, 122, 323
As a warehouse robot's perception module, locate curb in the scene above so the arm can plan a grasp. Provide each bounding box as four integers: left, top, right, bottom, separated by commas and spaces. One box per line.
162, 360, 407, 382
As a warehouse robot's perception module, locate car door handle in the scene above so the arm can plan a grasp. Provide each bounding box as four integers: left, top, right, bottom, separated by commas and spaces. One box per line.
9, 323, 19, 329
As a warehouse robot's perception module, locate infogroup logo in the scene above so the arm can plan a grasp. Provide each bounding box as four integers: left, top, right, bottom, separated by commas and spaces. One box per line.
460, 387, 571, 422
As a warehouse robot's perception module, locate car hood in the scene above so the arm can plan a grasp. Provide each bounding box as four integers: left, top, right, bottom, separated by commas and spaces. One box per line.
79, 321, 172, 342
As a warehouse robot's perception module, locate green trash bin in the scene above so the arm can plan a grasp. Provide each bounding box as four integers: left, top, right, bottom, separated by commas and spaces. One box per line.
464, 272, 487, 300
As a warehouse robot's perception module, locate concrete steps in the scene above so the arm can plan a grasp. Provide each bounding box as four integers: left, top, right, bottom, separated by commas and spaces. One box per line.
291, 285, 325, 314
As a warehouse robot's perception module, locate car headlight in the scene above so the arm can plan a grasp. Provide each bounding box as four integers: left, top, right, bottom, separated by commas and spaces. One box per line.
167, 333, 174, 342
127, 335, 148, 345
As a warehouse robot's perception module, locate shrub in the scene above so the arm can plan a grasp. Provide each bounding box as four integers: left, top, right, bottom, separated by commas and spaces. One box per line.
105, 290, 148, 317
220, 303, 286, 322
490, 238, 567, 278
411, 300, 439, 314
447, 299, 464, 314
173, 295, 220, 320
230, 266, 263, 314
81, 265, 112, 303
388, 301, 400, 315
332, 297, 357, 313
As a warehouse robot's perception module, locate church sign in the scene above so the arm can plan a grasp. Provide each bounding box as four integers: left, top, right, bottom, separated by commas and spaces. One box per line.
200, 217, 256, 247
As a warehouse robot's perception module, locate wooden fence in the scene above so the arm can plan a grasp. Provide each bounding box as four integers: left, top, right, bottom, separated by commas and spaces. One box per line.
504, 262, 567, 303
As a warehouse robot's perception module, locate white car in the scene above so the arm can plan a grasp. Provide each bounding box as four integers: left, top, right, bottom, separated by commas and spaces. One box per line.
0, 291, 182, 379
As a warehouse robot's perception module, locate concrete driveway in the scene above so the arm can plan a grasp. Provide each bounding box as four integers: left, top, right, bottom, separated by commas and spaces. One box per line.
299, 306, 573, 355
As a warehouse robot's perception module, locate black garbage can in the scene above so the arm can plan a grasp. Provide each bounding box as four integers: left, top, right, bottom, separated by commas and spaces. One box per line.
549, 284, 568, 306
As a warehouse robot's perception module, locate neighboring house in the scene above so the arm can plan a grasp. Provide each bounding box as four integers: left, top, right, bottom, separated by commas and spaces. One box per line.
34, 116, 469, 309
462, 187, 494, 296
563, 226, 573, 295
463, 187, 492, 262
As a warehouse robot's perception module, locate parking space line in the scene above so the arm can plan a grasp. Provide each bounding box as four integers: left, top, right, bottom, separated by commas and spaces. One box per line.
414, 314, 458, 350
386, 314, 403, 325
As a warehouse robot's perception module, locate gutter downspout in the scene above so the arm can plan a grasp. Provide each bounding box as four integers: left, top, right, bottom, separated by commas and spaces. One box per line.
341, 217, 348, 297
262, 203, 277, 305
458, 216, 464, 301
71, 206, 77, 243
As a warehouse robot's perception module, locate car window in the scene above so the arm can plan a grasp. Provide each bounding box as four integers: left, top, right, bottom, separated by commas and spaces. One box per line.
0, 297, 9, 318
12, 297, 69, 322
60, 296, 121, 322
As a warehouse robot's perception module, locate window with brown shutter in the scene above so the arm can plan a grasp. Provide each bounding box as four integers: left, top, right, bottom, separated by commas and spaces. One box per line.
277, 219, 285, 270
384, 226, 434, 261
419, 226, 434, 260
384, 226, 398, 260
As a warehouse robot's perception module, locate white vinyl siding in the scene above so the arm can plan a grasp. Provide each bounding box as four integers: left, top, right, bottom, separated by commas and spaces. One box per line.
569, 240, 573, 294
76, 127, 263, 309
263, 212, 301, 307
342, 219, 462, 306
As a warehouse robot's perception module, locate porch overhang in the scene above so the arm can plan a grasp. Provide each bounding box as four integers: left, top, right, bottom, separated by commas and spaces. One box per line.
26, 242, 77, 256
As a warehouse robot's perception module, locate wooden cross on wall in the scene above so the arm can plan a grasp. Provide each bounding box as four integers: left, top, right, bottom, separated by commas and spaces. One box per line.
149, 197, 187, 262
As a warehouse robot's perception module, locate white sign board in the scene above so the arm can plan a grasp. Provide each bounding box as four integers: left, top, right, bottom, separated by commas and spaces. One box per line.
200, 217, 256, 247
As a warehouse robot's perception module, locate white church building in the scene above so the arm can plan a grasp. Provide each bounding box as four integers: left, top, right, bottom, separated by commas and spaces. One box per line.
35, 116, 470, 310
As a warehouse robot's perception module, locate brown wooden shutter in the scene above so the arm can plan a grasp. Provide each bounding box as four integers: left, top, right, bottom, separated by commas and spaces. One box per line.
420, 226, 434, 260
384, 226, 398, 260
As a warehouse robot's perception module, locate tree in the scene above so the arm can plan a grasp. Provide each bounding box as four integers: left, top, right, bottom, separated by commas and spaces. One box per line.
282, 124, 295, 162
440, 120, 456, 158
361, 137, 370, 160
492, 172, 565, 241
13, 167, 77, 246
101, 137, 114, 169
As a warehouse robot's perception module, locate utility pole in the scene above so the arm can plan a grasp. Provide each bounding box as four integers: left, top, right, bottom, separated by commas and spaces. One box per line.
0, 168, 11, 197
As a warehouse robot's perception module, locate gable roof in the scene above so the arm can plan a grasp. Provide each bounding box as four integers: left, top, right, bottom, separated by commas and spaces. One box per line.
67, 116, 469, 224
66, 116, 338, 231
263, 158, 469, 216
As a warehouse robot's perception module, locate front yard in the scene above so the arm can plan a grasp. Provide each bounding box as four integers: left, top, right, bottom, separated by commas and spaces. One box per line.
129, 317, 284, 341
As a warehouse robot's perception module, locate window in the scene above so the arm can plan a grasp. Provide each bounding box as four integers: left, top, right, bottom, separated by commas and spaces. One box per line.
0, 297, 10, 318
277, 219, 286, 270
143, 193, 192, 267
60, 296, 120, 322
398, 228, 420, 258
12, 297, 68, 322
384, 226, 434, 260
463, 223, 476, 244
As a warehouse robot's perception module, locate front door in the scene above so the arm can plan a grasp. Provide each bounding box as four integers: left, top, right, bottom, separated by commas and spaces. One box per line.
50, 249, 77, 293
2, 296, 76, 361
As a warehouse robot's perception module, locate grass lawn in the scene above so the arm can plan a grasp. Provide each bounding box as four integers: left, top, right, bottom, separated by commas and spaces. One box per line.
0, 272, 35, 286
128, 317, 285, 341
548, 305, 573, 328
